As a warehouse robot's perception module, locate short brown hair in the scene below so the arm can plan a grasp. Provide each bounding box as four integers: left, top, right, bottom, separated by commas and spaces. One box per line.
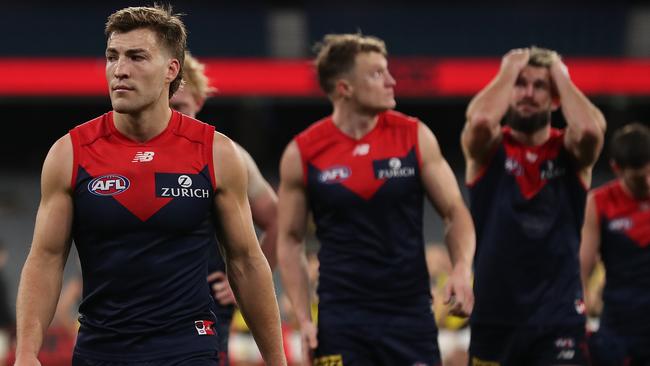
180, 52, 216, 103
105, 5, 187, 98
314, 33, 387, 95
610, 122, 650, 169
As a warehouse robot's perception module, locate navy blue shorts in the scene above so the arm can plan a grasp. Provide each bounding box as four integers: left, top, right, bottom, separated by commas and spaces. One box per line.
72, 351, 219, 366
214, 316, 232, 366
589, 325, 650, 366
469, 323, 588, 366
314, 321, 441, 366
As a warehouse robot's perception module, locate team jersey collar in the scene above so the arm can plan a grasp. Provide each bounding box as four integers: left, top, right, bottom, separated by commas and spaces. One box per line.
327, 112, 386, 143
107, 109, 180, 147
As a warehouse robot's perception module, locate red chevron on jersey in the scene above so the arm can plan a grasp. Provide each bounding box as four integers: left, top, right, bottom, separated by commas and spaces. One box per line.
502, 126, 567, 199
295, 110, 421, 200
70, 111, 215, 221
594, 180, 650, 248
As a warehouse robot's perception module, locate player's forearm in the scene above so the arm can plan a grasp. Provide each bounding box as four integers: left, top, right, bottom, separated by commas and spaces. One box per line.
552, 65, 606, 137
278, 240, 313, 325
15, 255, 65, 358
466, 67, 519, 127
228, 253, 286, 365
443, 202, 476, 272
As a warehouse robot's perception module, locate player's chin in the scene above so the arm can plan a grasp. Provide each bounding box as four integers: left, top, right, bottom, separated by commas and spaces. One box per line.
112, 101, 140, 114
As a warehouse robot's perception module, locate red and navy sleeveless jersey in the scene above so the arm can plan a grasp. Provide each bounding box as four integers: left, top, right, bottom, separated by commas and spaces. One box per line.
468, 126, 587, 326
69, 110, 219, 361
295, 110, 432, 325
593, 180, 650, 335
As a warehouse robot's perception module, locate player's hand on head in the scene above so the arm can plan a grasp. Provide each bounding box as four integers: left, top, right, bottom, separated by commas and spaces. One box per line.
207, 271, 237, 306
299, 320, 318, 366
501, 48, 530, 74
443, 266, 474, 318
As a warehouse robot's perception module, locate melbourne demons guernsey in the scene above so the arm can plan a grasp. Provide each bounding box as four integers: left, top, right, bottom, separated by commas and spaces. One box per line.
295, 110, 433, 326
70, 110, 219, 361
593, 180, 650, 335
468, 126, 587, 326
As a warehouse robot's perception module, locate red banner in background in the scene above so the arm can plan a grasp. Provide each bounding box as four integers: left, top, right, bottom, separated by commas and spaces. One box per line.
2, 57, 650, 97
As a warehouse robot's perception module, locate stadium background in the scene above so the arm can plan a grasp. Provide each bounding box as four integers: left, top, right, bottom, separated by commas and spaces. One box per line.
0, 0, 649, 357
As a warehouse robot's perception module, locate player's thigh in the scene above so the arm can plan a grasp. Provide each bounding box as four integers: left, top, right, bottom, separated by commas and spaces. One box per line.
468, 324, 519, 365
315, 323, 374, 366
375, 324, 441, 366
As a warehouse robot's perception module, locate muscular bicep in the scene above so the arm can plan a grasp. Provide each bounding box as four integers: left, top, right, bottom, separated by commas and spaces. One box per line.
30, 135, 75, 264
212, 133, 259, 259
420, 123, 466, 218
235, 144, 278, 230
278, 141, 309, 246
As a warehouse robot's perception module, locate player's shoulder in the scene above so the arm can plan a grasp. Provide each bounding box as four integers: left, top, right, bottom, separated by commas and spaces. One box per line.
70, 112, 112, 145
591, 179, 622, 202
174, 111, 216, 144
382, 110, 420, 128
296, 115, 332, 142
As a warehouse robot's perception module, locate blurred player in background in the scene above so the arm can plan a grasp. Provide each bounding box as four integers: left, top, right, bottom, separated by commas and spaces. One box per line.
278, 33, 475, 366
462, 46, 606, 365
580, 122, 650, 366
170, 51, 279, 365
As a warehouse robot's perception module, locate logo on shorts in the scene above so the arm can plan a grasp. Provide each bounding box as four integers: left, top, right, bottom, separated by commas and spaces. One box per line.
471, 358, 500, 366
314, 354, 343, 366
319, 166, 351, 184
88, 175, 130, 196
194, 320, 215, 335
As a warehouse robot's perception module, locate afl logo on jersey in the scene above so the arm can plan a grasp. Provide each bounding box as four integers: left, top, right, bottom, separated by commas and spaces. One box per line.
88, 175, 130, 196
319, 166, 351, 184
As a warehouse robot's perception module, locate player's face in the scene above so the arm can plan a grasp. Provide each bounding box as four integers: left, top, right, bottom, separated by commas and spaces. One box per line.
105, 28, 177, 114
620, 162, 650, 199
170, 87, 200, 118
506, 66, 556, 133
347, 52, 396, 113
511, 66, 554, 117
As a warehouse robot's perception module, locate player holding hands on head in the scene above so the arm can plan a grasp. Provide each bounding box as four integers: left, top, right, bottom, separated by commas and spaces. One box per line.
462, 47, 606, 365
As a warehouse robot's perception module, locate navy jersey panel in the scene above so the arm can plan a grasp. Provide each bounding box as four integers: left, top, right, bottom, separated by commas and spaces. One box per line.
469, 127, 587, 326
206, 244, 235, 319
296, 111, 433, 325
594, 181, 650, 336
70, 111, 220, 360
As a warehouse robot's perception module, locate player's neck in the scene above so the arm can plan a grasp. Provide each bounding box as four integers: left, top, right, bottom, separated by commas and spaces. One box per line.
113, 101, 172, 143
509, 124, 551, 146
332, 105, 379, 140
619, 178, 650, 201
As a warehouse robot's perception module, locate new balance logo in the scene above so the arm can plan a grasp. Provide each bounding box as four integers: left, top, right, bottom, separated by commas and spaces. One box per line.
352, 143, 370, 156
132, 151, 155, 162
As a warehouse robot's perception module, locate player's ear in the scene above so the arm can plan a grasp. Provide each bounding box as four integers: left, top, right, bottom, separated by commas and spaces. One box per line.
335, 78, 352, 99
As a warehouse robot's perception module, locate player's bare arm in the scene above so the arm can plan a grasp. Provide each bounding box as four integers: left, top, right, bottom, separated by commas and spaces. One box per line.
211, 132, 286, 366
579, 193, 602, 314
550, 54, 606, 180
419, 123, 476, 317
277, 140, 317, 364
462, 48, 530, 174
15, 135, 75, 365
237, 144, 279, 269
